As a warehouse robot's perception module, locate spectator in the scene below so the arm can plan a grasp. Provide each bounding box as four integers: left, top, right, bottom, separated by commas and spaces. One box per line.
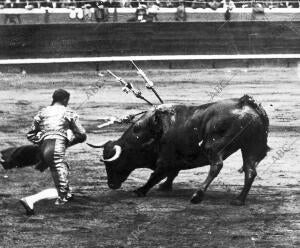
77, 6, 84, 19
241, 1, 252, 8
69, 6, 77, 19
136, 4, 148, 22
279, 1, 294, 7
222, 0, 235, 20
121, 0, 131, 7
127, 4, 149, 22
164, 0, 174, 8
40, 0, 52, 8
148, 1, 160, 21
4, 0, 13, 8
109, 0, 121, 7
14, 0, 26, 8
130, 0, 139, 8
44, 8, 50, 23
207, 0, 222, 10
51, 0, 60, 8
191, 0, 206, 9
139, 0, 147, 8
175, 0, 186, 21
222, 0, 235, 9
95, 0, 109, 22
252, 1, 265, 13
62, 0, 76, 8
82, 4, 93, 20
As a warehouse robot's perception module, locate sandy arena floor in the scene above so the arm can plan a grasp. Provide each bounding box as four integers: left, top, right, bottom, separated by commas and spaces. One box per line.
0, 68, 299, 248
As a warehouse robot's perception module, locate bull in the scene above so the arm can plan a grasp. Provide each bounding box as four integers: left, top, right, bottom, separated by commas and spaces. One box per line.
0, 145, 46, 172
88, 95, 270, 205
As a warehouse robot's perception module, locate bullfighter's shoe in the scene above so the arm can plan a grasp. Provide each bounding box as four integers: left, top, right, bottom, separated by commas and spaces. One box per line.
54, 192, 74, 206
66, 192, 74, 201
54, 197, 68, 206
19, 198, 34, 216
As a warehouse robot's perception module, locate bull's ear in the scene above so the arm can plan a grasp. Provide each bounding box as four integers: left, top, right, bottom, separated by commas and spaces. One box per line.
152, 108, 175, 134
152, 110, 162, 127
150, 111, 165, 136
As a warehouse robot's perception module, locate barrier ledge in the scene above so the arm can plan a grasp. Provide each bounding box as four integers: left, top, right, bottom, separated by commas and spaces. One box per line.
1, 54, 300, 65
0, 7, 300, 15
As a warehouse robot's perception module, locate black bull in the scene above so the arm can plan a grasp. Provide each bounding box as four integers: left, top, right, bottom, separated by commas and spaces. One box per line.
89, 95, 270, 205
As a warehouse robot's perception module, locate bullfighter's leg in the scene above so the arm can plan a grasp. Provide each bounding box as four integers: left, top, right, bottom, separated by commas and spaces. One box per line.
20, 188, 59, 215
47, 138, 73, 204
158, 170, 179, 191
231, 152, 258, 206
190, 156, 223, 204
133, 160, 168, 197
20, 138, 71, 215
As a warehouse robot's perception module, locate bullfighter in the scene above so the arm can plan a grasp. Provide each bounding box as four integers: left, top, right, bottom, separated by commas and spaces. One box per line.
20, 89, 87, 215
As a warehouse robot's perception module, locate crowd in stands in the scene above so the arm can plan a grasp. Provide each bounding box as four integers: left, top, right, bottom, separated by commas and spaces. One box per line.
0, 0, 299, 9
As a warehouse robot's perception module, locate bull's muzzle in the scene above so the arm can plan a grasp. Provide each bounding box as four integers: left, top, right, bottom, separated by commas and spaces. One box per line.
101, 145, 122, 163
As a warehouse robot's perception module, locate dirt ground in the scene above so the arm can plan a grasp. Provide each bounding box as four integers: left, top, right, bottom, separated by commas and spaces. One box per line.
0, 67, 299, 248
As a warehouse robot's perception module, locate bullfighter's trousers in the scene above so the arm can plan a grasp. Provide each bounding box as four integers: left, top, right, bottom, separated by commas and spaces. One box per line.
39, 135, 70, 199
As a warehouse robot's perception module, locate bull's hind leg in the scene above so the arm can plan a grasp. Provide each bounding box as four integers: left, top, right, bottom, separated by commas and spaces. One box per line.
231, 150, 258, 206
158, 170, 179, 191
190, 156, 223, 204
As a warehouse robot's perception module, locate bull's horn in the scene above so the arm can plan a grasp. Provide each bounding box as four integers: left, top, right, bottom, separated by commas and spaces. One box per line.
0, 153, 4, 163
86, 142, 106, 148
102, 145, 122, 162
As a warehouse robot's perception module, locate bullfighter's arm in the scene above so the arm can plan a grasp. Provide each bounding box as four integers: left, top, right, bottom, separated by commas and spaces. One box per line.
30, 112, 42, 133
66, 110, 87, 146
26, 112, 42, 143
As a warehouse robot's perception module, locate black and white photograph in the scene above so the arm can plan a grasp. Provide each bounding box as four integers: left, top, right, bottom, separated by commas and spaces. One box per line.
0, 1, 299, 247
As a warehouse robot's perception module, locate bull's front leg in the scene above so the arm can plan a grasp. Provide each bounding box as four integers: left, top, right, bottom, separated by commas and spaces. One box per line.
133, 160, 168, 197
190, 155, 223, 204
158, 170, 179, 191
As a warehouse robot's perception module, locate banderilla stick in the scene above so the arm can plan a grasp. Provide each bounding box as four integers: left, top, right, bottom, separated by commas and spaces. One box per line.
107, 70, 153, 106
97, 111, 147, 129
130, 60, 164, 104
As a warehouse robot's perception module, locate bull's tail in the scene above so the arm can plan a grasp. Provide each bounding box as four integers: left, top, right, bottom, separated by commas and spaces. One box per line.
239, 94, 269, 131
239, 95, 271, 158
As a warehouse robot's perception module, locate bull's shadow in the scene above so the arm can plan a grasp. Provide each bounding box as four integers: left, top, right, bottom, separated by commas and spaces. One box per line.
51, 186, 240, 207
38, 188, 261, 217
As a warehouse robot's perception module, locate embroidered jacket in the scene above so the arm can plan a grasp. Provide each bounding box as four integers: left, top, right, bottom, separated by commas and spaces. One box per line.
28, 104, 86, 144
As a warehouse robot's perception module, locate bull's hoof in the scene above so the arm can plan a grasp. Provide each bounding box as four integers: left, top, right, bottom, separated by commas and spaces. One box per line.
190, 190, 205, 204
157, 183, 172, 192
230, 198, 245, 206
133, 189, 146, 197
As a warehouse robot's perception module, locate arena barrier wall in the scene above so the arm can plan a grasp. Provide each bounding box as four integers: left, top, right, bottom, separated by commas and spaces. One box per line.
0, 21, 300, 59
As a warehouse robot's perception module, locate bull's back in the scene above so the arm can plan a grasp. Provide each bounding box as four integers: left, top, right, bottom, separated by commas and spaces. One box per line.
167, 96, 269, 161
